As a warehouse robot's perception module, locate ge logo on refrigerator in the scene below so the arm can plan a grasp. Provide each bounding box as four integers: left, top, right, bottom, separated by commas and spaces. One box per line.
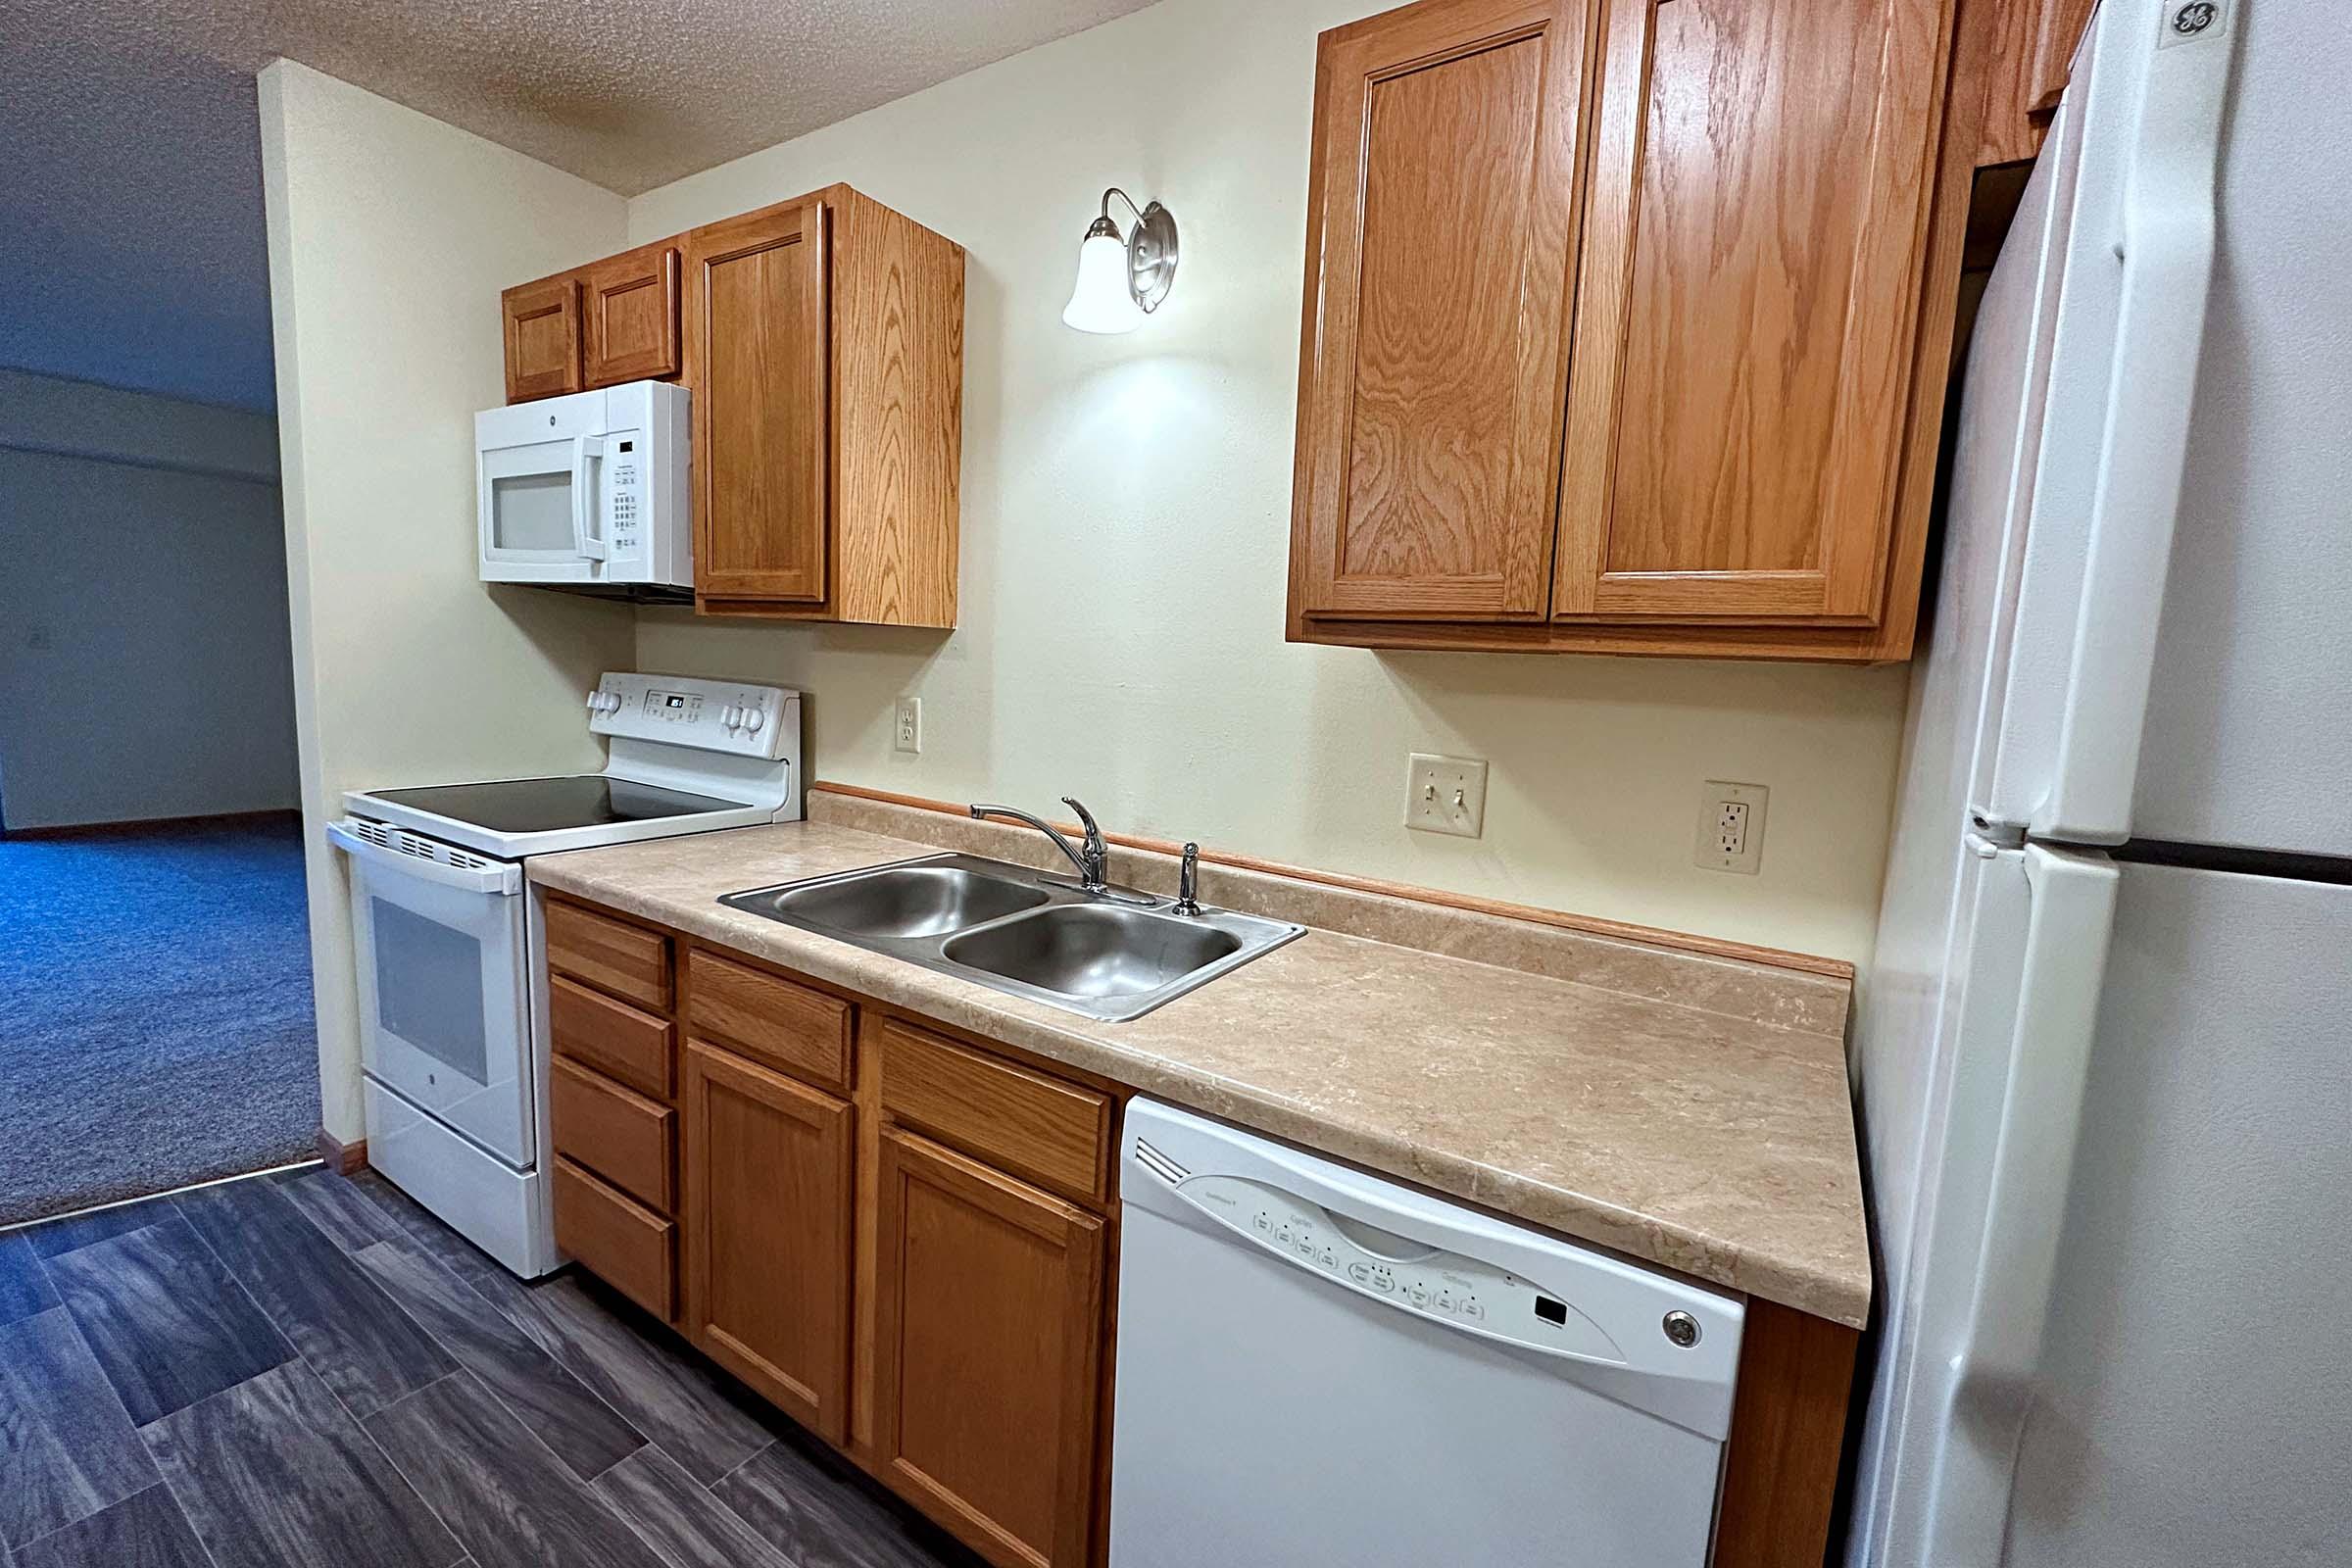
2172, 2, 2217, 37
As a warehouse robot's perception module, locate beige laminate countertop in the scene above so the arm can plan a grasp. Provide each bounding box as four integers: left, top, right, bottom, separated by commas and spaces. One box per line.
529, 816, 1871, 1328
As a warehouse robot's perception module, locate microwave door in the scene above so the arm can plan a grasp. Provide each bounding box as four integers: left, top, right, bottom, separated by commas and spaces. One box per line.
479, 435, 603, 575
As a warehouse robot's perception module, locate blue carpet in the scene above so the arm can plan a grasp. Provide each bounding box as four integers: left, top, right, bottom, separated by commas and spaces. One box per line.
0, 815, 319, 1225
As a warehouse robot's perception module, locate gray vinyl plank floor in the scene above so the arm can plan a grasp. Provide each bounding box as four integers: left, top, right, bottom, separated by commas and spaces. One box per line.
0, 1168, 979, 1568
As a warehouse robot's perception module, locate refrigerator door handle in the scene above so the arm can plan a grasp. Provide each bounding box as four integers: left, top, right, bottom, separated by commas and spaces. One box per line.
2035, 0, 2241, 842
1930, 844, 2120, 1559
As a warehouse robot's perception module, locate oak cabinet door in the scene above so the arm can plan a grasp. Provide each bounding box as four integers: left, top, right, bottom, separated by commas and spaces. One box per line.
1550, 0, 1950, 624
682, 200, 831, 606
582, 240, 681, 388
1293, 0, 1595, 621
873, 1130, 1104, 1568
501, 274, 582, 403
681, 1041, 854, 1443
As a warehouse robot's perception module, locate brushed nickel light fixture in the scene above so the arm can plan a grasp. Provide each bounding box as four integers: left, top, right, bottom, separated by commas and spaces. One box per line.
1062, 187, 1179, 333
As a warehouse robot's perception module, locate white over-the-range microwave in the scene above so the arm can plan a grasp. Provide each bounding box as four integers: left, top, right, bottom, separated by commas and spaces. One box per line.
476, 379, 690, 594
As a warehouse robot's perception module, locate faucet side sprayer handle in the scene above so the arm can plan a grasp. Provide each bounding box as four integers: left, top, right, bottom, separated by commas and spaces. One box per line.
1174, 842, 1202, 916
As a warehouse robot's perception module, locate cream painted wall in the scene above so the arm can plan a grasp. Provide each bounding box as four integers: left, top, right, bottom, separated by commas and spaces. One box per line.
0, 371, 295, 829
259, 61, 636, 1140
629, 0, 1908, 964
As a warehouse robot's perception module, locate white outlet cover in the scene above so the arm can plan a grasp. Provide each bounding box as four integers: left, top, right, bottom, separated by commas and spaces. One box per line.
1694, 780, 1768, 874
1406, 754, 1488, 839
893, 696, 922, 755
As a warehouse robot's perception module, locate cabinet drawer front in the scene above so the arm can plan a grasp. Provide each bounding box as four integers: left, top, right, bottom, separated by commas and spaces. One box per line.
552, 1156, 676, 1321
682, 1043, 854, 1444
879, 1020, 1110, 1204
686, 950, 852, 1091
550, 976, 675, 1101
874, 1130, 1103, 1568
550, 1056, 675, 1212
546, 901, 672, 1011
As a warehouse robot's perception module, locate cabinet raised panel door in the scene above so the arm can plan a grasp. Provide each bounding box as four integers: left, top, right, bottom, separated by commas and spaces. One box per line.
1293, 0, 1595, 620
682, 200, 831, 605
583, 241, 681, 388
501, 274, 582, 403
1550, 0, 1947, 623
681, 1041, 853, 1443
873, 1129, 1104, 1568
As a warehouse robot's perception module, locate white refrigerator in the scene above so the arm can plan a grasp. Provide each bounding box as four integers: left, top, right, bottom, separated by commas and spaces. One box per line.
1848, 1, 2350, 1565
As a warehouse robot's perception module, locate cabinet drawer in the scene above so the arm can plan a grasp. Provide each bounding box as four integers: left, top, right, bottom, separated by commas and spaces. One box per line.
546, 901, 671, 1011
550, 1056, 675, 1212
879, 1020, 1111, 1204
552, 1156, 676, 1321
686, 951, 852, 1091
550, 976, 675, 1101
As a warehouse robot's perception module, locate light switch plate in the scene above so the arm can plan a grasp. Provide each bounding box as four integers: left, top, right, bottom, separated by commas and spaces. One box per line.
893, 697, 922, 755
1694, 780, 1768, 873
1406, 754, 1488, 838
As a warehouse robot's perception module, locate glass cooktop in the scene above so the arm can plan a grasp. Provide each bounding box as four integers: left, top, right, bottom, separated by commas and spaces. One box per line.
364, 775, 746, 834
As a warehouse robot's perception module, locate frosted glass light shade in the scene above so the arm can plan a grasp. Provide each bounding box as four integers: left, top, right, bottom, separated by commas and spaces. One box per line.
1063, 230, 1143, 334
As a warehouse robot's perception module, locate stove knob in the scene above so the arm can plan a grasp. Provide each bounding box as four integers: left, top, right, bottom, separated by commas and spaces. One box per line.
720, 705, 742, 729
741, 707, 765, 734
584, 690, 601, 711
601, 693, 622, 714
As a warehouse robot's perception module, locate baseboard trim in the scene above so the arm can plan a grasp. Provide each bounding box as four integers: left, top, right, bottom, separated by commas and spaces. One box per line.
1, 807, 301, 841
315, 1127, 368, 1175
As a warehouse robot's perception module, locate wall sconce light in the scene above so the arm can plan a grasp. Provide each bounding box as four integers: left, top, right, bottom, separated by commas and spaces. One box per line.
1062, 187, 1178, 334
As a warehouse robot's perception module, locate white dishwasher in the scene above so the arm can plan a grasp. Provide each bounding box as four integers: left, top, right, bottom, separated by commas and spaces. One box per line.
1109, 1100, 1745, 1567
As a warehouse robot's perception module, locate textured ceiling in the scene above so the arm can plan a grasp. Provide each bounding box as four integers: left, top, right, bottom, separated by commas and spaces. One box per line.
1, 0, 1155, 412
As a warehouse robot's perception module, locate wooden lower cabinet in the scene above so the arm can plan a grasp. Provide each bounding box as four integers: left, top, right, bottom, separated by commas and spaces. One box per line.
681, 1039, 855, 1444
872, 1129, 1106, 1568
545, 912, 1860, 1568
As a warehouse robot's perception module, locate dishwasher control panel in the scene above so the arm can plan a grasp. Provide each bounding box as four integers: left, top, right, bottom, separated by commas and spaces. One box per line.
1182, 1174, 1625, 1363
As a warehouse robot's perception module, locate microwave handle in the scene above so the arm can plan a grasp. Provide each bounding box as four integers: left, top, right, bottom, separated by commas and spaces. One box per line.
569, 434, 610, 562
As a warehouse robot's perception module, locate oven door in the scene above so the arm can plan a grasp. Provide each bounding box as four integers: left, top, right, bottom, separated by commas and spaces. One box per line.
328, 820, 535, 1167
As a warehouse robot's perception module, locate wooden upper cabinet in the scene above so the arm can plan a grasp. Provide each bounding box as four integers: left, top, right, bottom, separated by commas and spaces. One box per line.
1552, 0, 1948, 626
581, 240, 680, 388
681, 1040, 855, 1444
1293, 0, 1592, 621
1978, 0, 2097, 165
683, 200, 833, 608
500, 274, 582, 403
1289, 0, 1968, 661
495, 185, 965, 625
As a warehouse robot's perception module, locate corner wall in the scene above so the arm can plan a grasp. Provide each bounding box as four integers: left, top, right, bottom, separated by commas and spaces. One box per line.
0, 369, 296, 830
627, 0, 1908, 965
258, 61, 636, 1141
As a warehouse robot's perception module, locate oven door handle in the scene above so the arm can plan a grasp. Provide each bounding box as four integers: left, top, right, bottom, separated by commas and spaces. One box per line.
327, 820, 522, 896
568, 434, 610, 563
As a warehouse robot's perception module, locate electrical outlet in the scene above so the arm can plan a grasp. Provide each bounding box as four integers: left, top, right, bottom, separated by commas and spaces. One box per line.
1406, 754, 1488, 838
893, 697, 922, 755
1694, 781, 1768, 873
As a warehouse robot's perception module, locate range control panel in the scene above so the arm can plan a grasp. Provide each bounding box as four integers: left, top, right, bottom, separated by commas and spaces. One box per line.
587, 672, 799, 760
1182, 1174, 1623, 1362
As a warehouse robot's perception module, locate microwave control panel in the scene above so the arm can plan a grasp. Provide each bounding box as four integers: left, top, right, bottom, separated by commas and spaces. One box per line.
589, 673, 801, 761
604, 433, 645, 563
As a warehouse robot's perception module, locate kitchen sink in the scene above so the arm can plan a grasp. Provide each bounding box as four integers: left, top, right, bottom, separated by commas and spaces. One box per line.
719, 853, 1302, 1021
733, 861, 1050, 940
943, 904, 1243, 999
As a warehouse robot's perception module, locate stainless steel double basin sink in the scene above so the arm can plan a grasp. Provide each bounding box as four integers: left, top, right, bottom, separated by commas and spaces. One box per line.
719, 853, 1305, 1022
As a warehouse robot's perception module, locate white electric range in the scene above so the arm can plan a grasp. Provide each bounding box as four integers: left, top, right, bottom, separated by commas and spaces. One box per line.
328, 672, 801, 1275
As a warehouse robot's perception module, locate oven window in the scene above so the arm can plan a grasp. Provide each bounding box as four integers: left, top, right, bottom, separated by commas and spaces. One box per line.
370, 899, 489, 1084
490, 470, 575, 552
